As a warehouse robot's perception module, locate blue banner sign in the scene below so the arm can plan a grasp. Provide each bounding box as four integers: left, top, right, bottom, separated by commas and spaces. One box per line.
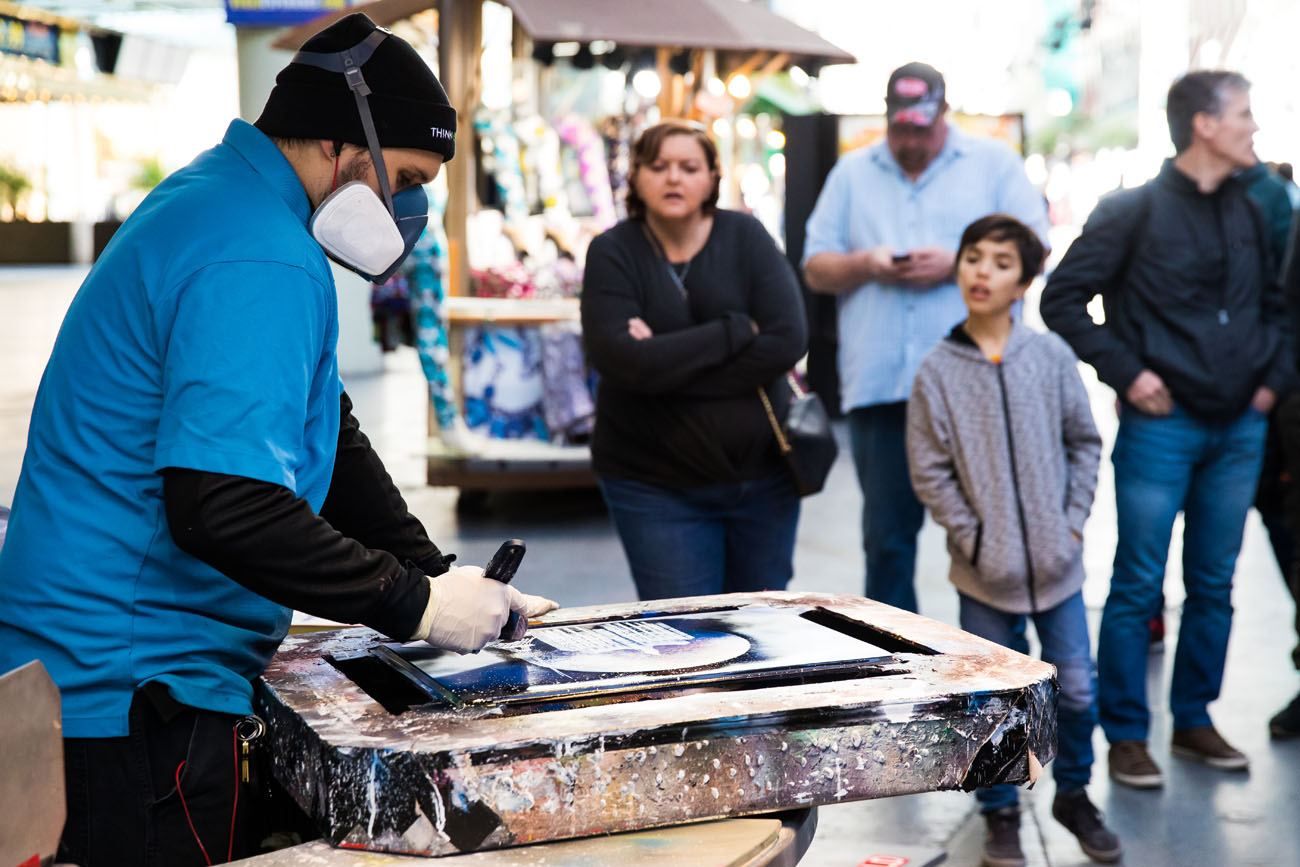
224, 0, 355, 27
0, 14, 61, 64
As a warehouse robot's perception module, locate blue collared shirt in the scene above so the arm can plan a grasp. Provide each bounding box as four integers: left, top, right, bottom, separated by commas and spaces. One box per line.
0, 119, 341, 737
803, 127, 1048, 410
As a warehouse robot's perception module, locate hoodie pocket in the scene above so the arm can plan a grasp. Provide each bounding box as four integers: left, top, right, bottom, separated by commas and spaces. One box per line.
970, 522, 984, 568
1035, 513, 1081, 582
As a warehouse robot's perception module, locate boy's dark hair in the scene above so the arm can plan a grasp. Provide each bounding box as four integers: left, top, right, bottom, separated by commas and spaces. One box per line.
957, 214, 1045, 284
1166, 70, 1250, 154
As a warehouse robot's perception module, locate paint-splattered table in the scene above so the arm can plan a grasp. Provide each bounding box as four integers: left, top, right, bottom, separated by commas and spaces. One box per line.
232, 808, 815, 865
255, 592, 1056, 858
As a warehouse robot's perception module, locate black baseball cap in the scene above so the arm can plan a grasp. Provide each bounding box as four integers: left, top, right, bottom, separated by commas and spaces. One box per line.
885, 62, 946, 127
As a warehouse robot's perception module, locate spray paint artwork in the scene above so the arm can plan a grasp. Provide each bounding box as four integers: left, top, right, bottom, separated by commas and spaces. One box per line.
378, 605, 894, 708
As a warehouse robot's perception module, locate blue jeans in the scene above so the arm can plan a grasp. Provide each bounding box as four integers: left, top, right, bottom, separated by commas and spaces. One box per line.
1099, 405, 1267, 742
960, 592, 1098, 811
598, 473, 800, 600
848, 403, 926, 612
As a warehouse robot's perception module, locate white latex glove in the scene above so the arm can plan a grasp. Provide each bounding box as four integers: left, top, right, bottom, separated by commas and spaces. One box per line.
411, 565, 560, 653
516, 592, 560, 619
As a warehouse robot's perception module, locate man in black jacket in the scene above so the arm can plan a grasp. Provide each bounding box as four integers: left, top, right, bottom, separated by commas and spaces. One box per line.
1042, 70, 1292, 791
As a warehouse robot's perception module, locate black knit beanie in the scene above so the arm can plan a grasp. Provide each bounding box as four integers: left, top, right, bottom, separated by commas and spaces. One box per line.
255, 13, 456, 161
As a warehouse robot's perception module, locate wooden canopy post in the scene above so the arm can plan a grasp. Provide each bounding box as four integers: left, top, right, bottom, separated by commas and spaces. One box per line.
655, 46, 672, 117
439, 0, 483, 299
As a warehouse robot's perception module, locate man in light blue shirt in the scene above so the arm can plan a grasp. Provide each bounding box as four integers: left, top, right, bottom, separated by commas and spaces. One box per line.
803, 62, 1048, 614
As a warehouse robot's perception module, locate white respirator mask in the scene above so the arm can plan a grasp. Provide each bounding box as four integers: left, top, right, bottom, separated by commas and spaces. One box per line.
309, 178, 427, 283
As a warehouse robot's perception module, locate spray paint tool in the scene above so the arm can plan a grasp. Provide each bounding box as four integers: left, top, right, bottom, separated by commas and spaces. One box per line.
484, 538, 528, 641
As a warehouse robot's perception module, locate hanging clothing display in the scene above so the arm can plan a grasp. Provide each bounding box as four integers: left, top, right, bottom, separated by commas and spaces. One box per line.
406, 187, 460, 432
370, 271, 414, 352
462, 326, 548, 441
600, 115, 632, 222
539, 322, 594, 443
476, 112, 532, 225
556, 114, 617, 231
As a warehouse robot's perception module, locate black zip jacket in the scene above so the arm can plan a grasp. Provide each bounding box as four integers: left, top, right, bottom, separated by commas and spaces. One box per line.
1041, 160, 1294, 421
163, 391, 451, 642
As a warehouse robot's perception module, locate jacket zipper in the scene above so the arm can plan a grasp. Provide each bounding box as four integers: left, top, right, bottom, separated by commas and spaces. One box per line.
1212, 194, 1230, 326
995, 362, 1038, 612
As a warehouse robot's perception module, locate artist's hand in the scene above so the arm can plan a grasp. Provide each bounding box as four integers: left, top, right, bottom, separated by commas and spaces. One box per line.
895, 246, 956, 288
1126, 369, 1173, 416
628, 317, 653, 340
412, 566, 558, 653
1252, 386, 1277, 414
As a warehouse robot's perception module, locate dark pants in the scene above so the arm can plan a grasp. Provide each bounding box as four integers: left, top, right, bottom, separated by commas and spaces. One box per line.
1275, 395, 1300, 670
962, 591, 1098, 809
598, 472, 800, 601
847, 402, 926, 613
59, 689, 255, 867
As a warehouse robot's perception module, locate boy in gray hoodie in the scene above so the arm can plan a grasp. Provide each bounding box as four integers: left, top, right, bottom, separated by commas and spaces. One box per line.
906, 215, 1119, 867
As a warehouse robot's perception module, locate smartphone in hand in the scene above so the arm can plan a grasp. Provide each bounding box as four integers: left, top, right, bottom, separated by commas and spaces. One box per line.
891, 252, 912, 263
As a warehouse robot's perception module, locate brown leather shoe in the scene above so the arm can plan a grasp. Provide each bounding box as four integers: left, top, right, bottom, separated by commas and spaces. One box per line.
982, 807, 1025, 867
1171, 726, 1249, 770
1108, 740, 1163, 789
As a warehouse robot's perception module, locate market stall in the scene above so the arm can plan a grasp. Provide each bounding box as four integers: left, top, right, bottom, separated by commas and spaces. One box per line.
275, 0, 853, 497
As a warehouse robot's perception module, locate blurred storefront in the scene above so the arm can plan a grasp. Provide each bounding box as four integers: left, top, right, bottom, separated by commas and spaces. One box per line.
0, 0, 231, 262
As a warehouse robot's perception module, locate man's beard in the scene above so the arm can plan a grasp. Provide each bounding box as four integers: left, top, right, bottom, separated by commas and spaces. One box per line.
337, 151, 374, 185
895, 146, 930, 174
313, 150, 376, 210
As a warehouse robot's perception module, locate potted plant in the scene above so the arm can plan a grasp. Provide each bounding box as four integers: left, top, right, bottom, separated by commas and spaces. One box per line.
0, 163, 31, 220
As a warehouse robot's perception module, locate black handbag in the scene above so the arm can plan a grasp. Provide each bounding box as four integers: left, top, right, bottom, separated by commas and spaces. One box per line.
758, 375, 839, 497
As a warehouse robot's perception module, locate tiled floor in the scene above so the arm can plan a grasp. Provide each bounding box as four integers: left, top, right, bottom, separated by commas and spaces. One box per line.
2, 266, 1297, 865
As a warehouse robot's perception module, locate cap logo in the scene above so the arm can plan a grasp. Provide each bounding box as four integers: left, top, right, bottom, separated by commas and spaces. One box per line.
431, 127, 454, 140
893, 76, 929, 99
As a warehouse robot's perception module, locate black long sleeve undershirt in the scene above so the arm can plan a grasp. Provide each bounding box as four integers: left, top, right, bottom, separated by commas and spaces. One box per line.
163, 391, 451, 641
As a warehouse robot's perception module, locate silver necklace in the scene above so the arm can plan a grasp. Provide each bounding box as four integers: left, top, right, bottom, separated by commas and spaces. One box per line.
642, 224, 694, 299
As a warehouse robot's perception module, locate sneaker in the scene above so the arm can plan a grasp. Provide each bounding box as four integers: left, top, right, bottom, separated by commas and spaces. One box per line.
1171, 726, 1249, 770
1148, 613, 1165, 654
981, 807, 1025, 867
1052, 788, 1123, 863
1269, 691, 1300, 739
1108, 740, 1164, 789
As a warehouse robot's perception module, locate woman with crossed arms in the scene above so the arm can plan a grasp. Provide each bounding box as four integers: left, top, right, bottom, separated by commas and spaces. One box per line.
581, 120, 808, 600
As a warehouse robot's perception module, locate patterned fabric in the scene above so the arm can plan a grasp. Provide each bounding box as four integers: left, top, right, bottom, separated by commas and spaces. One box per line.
370, 271, 413, 351
539, 323, 594, 442
462, 326, 548, 440
406, 189, 458, 430
556, 114, 617, 230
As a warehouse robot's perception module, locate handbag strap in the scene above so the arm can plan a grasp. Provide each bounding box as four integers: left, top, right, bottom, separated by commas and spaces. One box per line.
757, 386, 793, 455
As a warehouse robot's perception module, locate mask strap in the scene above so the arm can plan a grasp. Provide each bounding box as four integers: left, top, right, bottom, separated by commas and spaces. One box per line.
292, 30, 396, 216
